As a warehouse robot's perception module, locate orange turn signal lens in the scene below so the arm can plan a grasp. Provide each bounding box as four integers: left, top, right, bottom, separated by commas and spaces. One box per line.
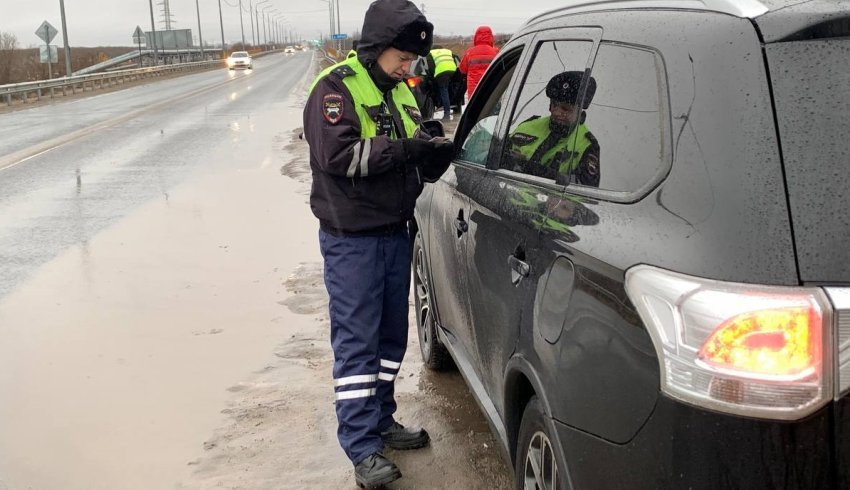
697, 307, 821, 377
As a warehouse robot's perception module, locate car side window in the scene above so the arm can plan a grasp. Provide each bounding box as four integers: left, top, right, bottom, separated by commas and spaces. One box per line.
502, 41, 597, 186
583, 43, 667, 193
456, 54, 519, 166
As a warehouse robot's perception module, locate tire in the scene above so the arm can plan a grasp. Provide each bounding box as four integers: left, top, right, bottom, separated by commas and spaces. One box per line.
412, 231, 452, 370
515, 397, 566, 490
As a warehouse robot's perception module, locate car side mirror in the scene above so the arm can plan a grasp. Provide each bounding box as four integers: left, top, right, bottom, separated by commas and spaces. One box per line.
421, 119, 445, 138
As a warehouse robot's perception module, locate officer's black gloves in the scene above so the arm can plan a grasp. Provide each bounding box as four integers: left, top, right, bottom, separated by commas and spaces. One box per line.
401, 137, 455, 183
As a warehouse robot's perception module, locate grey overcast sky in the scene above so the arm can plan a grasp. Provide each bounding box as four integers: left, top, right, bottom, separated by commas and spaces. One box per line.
6, 0, 568, 48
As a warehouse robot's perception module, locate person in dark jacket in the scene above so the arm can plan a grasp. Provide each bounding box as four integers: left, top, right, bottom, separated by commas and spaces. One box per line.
508, 71, 601, 187
302, 0, 454, 488
458, 25, 499, 99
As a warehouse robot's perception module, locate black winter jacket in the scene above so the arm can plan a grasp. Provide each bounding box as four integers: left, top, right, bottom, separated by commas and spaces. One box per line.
303, 0, 434, 234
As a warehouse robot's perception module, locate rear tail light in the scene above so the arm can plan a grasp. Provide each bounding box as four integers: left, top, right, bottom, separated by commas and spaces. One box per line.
625, 265, 832, 420
406, 76, 422, 89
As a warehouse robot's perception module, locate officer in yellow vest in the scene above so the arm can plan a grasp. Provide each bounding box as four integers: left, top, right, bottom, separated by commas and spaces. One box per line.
427, 45, 458, 120
302, 1, 454, 488
510, 71, 601, 187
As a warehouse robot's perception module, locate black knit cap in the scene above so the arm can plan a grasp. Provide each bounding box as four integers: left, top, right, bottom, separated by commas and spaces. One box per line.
390, 20, 434, 56
546, 71, 597, 109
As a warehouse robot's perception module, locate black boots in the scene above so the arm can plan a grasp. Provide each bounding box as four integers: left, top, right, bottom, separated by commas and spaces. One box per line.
380, 421, 431, 450
353, 423, 430, 488
354, 452, 402, 489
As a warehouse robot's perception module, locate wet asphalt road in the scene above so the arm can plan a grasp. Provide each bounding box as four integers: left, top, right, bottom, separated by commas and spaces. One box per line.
0, 53, 309, 302
0, 52, 512, 489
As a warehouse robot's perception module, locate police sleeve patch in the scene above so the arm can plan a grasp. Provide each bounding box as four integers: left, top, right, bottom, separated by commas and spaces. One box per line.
323, 93, 344, 124
511, 132, 538, 146
403, 104, 423, 125
332, 65, 356, 78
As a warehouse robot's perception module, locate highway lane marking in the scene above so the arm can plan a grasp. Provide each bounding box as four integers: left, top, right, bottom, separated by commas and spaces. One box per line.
0, 70, 267, 172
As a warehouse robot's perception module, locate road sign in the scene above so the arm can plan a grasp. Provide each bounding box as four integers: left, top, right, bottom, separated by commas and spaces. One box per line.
331, 33, 348, 40
132, 26, 146, 45
39, 45, 58, 64
35, 20, 59, 44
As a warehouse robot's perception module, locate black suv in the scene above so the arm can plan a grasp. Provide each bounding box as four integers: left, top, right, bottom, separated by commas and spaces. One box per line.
411, 1, 850, 488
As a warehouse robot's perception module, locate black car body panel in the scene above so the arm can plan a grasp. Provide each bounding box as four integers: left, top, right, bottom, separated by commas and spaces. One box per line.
413, 1, 850, 488
765, 39, 850, 283
756, 0, 850, 42
555, 397, 833, 489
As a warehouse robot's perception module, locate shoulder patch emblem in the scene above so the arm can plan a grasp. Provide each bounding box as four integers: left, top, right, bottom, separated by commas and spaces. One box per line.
332, 65, 356, 78
403, 104, 423, 125
511, 132, 538, 146
323, 93, 344, 124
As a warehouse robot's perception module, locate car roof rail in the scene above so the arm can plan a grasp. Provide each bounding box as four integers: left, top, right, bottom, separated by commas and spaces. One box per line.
521, 0, 770, 28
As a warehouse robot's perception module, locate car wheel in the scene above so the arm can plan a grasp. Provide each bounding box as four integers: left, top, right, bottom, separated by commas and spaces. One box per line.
413, 231, 451, 370
516, 397, 565, 490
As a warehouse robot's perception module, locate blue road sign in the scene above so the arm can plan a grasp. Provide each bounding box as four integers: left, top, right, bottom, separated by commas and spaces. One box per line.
331, 33, 348, 40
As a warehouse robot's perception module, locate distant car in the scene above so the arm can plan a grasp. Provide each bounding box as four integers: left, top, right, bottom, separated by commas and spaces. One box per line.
404, 56, 465, 119
226, 51, 252, 70
284, 46, 295, 54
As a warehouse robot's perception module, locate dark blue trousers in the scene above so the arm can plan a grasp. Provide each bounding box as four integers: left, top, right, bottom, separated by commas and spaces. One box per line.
319, 229, 411, 465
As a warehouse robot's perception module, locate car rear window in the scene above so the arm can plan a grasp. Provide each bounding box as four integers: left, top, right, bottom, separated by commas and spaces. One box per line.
767, 39, 850, 282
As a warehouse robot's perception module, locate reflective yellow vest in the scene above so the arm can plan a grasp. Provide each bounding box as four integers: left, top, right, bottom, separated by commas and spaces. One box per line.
309, 57, 420, 139
430, 48, 457, 77
511, 116, 592, 175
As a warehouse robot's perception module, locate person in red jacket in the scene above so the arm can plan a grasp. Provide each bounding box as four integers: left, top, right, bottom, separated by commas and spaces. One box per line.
458, 25, 499, 99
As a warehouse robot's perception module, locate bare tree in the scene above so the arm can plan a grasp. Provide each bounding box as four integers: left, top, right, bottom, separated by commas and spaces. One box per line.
0, 31, 19, 84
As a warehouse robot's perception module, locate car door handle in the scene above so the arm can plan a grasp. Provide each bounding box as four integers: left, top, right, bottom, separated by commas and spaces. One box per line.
508, 255, 530, 285
454, 217, 468, 234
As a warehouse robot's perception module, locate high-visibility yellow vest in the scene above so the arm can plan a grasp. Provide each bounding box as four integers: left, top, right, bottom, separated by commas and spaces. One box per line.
431, 48, 457, 77
309, 57, 420, 139
511, 116, 592, 174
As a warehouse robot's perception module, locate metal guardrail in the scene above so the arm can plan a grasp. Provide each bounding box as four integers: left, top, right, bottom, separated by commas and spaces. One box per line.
0, 60, 224, 106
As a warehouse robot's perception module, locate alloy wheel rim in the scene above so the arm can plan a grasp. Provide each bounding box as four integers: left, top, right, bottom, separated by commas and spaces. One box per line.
523, 431, 558, 490
414, 246, 431, 351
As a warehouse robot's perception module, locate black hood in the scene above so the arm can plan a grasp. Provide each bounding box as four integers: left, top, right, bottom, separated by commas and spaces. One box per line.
357, 0, 434, 66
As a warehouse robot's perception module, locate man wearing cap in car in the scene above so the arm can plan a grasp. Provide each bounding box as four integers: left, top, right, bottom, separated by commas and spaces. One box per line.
302, 0, 454, 488
510, 71, 600, 187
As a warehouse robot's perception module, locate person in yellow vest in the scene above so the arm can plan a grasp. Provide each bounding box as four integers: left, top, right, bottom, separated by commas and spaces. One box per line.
509, 71, 601, 187
302, 0, 454, 488
346, 39, 359, 59
426, 45, 458, 120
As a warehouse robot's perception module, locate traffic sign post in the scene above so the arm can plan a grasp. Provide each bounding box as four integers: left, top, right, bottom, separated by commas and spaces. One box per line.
35, 20, 58, 44
133, 26, 147, 67
35, 21, 59, 86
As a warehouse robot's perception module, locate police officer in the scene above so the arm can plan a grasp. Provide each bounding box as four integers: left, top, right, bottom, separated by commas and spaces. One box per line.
510, 71, 601, 187
302, 0, 454, 488
427, 45, 458, 120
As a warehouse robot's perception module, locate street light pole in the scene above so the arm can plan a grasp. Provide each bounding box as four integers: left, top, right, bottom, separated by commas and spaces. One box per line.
58, 0, 72, 76
195, 0, 205, 59
248, 0, 255, 47
148, 0, 159, 65
255, 0, 269, 48
217, 0, 226, 58
238, 0, 246, 48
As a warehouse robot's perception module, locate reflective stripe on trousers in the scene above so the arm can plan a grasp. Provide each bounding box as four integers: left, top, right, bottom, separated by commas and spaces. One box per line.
320, 228, 411, 465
